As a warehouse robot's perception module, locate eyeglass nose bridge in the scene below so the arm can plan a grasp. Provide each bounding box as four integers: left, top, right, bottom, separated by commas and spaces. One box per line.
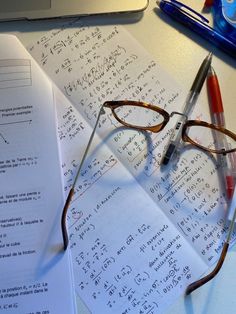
169, 111, 188, 121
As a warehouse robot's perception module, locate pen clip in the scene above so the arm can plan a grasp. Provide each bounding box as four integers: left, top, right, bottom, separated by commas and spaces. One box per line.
170, 0, 210, 25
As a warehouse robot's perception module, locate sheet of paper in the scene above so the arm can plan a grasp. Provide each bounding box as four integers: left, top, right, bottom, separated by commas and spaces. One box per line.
28, 20, 234, 313
0, 35, 76, 314
53, 84, 207, 314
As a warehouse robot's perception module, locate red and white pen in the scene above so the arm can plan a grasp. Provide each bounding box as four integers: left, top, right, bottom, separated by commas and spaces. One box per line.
207, 66, 235, 199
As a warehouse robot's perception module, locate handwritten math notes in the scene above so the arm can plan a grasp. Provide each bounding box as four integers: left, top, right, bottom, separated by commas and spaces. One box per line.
28, 20, 232, 313
0, 35, 76, 314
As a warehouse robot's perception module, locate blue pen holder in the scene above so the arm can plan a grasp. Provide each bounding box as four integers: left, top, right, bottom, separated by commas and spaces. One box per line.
213, 0, 236, 42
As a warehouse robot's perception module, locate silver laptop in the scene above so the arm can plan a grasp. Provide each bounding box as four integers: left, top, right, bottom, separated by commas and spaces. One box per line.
0, 0, 148, 21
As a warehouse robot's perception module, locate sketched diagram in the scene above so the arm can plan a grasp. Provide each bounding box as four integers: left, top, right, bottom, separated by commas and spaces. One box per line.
0, 58, 32, 89
0, 119, 32, 145
0, 59, 32, 144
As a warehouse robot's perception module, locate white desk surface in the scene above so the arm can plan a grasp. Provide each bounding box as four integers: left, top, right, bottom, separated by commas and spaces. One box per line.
0, 1, 236, 313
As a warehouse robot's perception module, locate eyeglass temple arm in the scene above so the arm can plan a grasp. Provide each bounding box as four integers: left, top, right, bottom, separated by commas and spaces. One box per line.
61, 188, 74, 250
185, 242, 229, 295
186, 205, 236, 295
61, 105, 106, 250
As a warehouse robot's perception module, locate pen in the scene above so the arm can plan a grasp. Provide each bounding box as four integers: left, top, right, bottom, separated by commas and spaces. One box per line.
207, 66, 235, 199
162, 52, 212, 165
156, 0, 236, 58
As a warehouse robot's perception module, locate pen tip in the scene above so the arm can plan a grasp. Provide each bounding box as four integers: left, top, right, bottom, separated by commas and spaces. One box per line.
162, 156, 170, 166
208, 52, 213, 60
207, 66, 215, 76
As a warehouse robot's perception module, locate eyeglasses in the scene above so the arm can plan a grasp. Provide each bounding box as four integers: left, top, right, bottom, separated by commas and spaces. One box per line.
103, 100, 236, 154
61, 100, 236, 293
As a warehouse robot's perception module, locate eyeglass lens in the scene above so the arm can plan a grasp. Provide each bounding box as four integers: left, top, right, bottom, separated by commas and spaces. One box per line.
184, 123, 236, 153
111, 103, 166, 129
